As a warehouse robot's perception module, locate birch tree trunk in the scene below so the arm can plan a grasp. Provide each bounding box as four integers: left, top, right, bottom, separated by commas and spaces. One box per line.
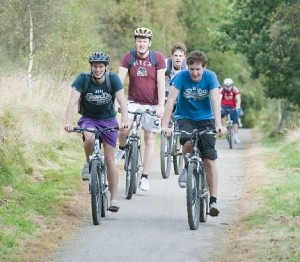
28, 1, 33, 89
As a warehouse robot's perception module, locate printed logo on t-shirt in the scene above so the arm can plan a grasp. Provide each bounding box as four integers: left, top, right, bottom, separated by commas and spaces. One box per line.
137, 67, 147, 76
86, 92, 111, 105
183, 87, 208, 101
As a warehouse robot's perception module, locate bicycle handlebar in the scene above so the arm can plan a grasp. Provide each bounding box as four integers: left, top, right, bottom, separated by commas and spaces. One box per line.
117, 107, 156, 116
181, 128, 217, 137
128, 109, 156, 116
73, 126, 119, 134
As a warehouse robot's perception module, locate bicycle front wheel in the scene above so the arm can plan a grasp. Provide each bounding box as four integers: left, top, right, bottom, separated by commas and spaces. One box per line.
160, 132, 172, 179
125, 141, 138, 200
227, 125, 233, 149
90, 160, 103, 225
186, 162, 200, 230
199, 163, 209, 223
101, 166, 108, 218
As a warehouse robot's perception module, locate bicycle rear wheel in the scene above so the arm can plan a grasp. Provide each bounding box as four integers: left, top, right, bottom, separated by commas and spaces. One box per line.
186, 162, 200, 230
125, 141, 138, 200
90, 160, 103, 225
199, 163, 209, 223
173, 135, 183, 175
160, 132, 172, 179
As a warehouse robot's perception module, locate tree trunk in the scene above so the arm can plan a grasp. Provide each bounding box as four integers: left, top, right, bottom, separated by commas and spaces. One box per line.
278, 100, 289, 131
28, 1, 33, 89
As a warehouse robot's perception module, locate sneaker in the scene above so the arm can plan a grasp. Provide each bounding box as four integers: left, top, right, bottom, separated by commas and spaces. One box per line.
108, 200, 120, 212
81, 163, 89, 181
115, 149, 125, 164
234, 135, 241, 144
238, 119, 243, 128
209, 202, 220, 217
178, 168, 187, 188
139, 177, 150, 191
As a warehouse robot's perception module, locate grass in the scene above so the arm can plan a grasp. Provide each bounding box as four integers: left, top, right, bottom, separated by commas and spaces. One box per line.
1, 72, 300, 261
240, 131, 300, 261
0, 73, 85, 260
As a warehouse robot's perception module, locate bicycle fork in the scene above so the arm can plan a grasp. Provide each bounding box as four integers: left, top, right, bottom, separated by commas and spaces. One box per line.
186, 155, 208, 199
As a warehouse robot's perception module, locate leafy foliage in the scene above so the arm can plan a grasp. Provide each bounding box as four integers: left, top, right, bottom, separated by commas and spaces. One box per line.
217, 0, 300, 107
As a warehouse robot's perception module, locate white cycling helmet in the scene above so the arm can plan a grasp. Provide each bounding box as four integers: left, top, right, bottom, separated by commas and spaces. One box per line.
224, 78, 233, 86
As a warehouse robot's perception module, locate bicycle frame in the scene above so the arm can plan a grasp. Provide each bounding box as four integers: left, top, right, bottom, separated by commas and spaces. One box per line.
74, 126, 118, 225
225, 110, 233, 149
184, 128, 216, 229
124, 109, 156, 199
185, 131, 208, 198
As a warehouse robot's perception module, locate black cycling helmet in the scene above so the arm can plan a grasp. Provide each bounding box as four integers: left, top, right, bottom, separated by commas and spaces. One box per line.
89, 51, 110, 65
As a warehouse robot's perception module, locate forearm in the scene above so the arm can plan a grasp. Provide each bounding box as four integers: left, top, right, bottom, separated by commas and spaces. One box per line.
65, 100, 76, 124
116, 92, 129, 123
65, 89, 80, 125
235, 95, 241, 108
161, 101, 173, 129
211, 90, 222, 126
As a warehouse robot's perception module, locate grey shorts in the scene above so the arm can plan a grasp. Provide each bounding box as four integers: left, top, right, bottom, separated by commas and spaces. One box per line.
127, 101, 161, 133
177, 119, 217, 160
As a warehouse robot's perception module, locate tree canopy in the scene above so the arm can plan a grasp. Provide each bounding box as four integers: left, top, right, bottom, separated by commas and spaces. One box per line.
217, 0, 300, 107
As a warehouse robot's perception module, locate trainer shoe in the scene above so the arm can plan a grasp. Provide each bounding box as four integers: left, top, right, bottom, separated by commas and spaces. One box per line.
81, 163, 89, 181
209, 202, 220, 217
178, 168, 187, 188
115, 149, 125, 164
108, 200, 120, 212
139, 177, 150, 191
234, 135, 241, 144
238, 119, 243, 128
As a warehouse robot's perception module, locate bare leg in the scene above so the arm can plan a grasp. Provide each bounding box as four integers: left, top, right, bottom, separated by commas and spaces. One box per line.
182, 140, 192, 167
142, 131, 156, 174
203, 158, 218, 198
83, 132, 94, 162
233, 123, 239, 135
103, 142, 118, 201
117, 122, 132, 147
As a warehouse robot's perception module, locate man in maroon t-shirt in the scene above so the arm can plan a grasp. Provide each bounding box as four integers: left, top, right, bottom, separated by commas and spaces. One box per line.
115, 27, 166, 191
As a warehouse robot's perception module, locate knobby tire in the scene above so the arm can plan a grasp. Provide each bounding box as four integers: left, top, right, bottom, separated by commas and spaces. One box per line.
90, 160, 103, 225
101, 166, 108, 218
199, 162, 209, 223
227, 125, 233, 149
125, 141, 138, 200
186, 162, 200, 230
173, 136, 183, 175
160, 133, 172, 179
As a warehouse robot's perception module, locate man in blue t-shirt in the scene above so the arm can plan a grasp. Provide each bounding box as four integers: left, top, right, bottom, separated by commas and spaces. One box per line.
161, 50, 225, 217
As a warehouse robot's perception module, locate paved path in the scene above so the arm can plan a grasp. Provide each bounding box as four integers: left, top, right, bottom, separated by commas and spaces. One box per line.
49, 129, 252, 262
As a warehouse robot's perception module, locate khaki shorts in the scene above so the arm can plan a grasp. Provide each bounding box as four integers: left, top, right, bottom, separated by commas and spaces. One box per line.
127, 101, 161, 133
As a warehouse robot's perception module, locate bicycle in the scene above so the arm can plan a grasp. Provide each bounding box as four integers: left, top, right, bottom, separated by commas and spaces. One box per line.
223, 109, 233, 149
124, 109, 157, 200
74, 126, 119, 225
183, 128, 216, 230
160, 116, 183, 179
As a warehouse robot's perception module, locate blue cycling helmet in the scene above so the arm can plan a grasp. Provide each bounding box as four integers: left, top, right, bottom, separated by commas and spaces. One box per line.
89, 52, 110, 65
